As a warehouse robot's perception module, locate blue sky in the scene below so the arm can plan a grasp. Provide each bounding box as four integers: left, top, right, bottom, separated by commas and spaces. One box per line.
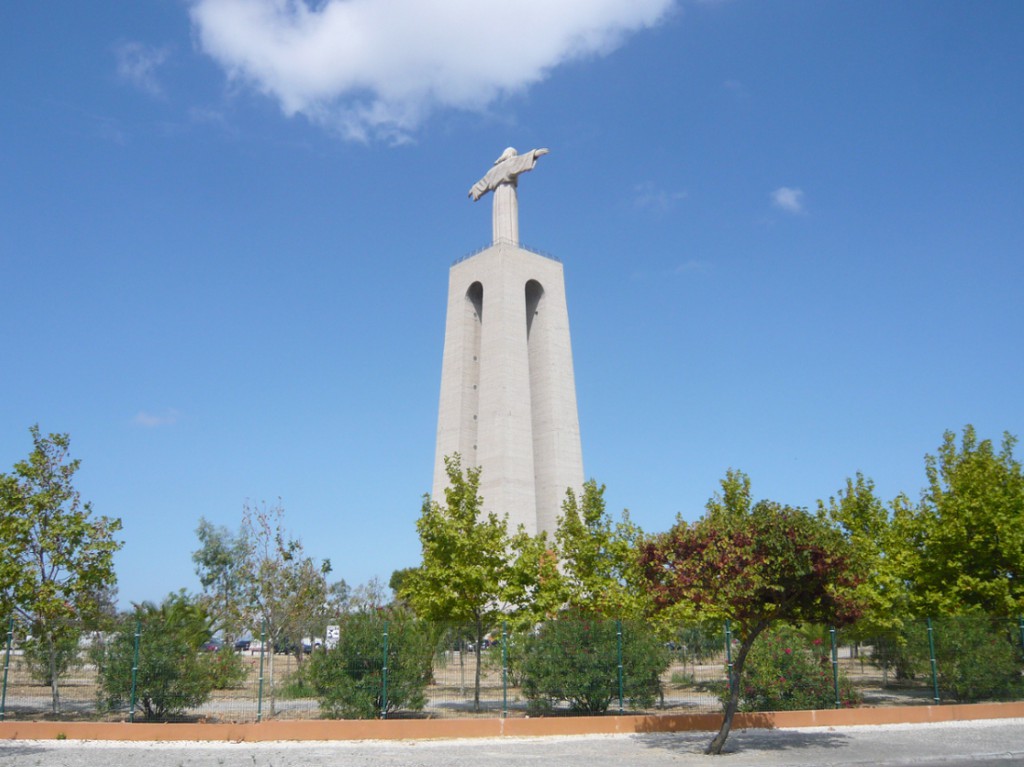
2, 1, 1022, 608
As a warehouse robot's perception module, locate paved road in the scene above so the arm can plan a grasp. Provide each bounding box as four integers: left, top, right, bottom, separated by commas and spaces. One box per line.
1, 719, 1022, 766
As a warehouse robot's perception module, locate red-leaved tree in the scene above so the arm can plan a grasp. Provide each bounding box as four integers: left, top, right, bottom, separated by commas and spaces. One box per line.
639, 472, 864, 755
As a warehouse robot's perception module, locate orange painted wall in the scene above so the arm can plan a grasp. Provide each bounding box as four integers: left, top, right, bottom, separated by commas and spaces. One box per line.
1, 702, 1023, 742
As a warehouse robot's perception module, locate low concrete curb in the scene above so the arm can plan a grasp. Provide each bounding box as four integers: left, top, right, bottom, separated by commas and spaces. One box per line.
1, 701, 1022, 742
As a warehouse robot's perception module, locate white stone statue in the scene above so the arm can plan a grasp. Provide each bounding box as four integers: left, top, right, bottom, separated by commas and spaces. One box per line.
469, 147, 549, 245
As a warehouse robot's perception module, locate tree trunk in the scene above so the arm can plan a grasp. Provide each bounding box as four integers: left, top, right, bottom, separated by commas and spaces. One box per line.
473, 616, 483, 712
47, 635, 61, 715
706, 622, 768, 756
267, 647, 276, 718
458, 639, 465, 696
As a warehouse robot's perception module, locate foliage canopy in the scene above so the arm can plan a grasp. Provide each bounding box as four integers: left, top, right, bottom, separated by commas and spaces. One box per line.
95, 592, 228, 720
0, 426, 122, 713
906, 426, 1024, 615
307, 608, 433, 719
641, 473, 863, 754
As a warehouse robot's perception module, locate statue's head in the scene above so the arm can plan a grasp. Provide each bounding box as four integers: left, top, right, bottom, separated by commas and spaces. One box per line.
494, 147, 518, 164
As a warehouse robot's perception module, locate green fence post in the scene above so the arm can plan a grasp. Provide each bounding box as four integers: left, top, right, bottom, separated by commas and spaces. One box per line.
724, 620, 734, 694
501, 621, 508, 719
1, 618, 14, 722
926, 618, 940, 705
381, 621, 390, 720
829, 626, 840, 709
129, 618, 141, 723
616, 619, 624, 715
256, 620, 266, 723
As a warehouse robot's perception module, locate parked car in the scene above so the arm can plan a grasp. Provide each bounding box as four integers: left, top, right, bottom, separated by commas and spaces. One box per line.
274, 640, 303, 655
234, 638, 252, 652
273, 637, 323, 655
201, 637, 224, 652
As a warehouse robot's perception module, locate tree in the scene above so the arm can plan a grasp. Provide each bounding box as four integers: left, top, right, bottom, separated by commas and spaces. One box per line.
904, 426, 1024, 615
640, 472, 863, 755
704, 468, 753, 524
345, 577, 389, 613
503, 525, 564, 627
0, 426, 122, 713
324, 577, 352, 614
388, 567, 417, 607
235, 501, 330, 716
192, 518, 247, 640
556, 479, 648, 618
402, 454, 525, 710
818, 474, 911, 644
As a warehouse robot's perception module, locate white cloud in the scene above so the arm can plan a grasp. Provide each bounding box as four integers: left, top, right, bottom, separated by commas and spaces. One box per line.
633, 181, 687, 212
189, 0, 676, 140
115, 41, 171, 96
133, 409, 181, 428
771, 186, 805, 214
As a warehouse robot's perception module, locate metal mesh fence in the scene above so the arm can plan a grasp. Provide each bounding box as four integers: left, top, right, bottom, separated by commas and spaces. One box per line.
1, 614, 1021, 723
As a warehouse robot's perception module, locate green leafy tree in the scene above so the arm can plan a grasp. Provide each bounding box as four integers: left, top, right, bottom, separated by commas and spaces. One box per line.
556, 480, 648, 618
704, 468, 753, 524
192, 518, 247, 641
640, 472, 864, 755
324, 578, 352, 614
0, 426, 122, 713
819, 474, 912, 647
21, 630, 83, 687
95, 592, 218, 720
905, 426, 1024, 615
388, 568, 417, 607
236, 501, 330, 716
503, 526, 564, 627
403, 454, 529, 710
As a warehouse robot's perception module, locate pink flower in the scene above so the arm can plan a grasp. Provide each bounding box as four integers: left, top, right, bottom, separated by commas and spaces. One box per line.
784, 648, 792, 655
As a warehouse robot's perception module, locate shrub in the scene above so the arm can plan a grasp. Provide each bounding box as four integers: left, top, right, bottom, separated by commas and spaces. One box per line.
307, 609, 433, 719
279, 664, 316, 699
520, 613, 669, 714
728, 625, 860, 712
923, 615, 1023, 702
205, 646, 248, 690
95, 593, 218, 720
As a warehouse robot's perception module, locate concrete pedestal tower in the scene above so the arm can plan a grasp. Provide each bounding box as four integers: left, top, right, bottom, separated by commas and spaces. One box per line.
432, 147, 584, 536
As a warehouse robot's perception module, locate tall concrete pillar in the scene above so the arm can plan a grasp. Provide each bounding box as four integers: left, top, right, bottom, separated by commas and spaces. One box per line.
433, 148, 584, 535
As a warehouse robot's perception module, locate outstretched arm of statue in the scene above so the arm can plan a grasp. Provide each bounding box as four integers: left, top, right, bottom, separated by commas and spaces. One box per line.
468, 147, 550, 201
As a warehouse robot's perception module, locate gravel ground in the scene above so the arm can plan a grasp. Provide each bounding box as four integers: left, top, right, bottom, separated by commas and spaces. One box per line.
1, 719, 1023, 767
